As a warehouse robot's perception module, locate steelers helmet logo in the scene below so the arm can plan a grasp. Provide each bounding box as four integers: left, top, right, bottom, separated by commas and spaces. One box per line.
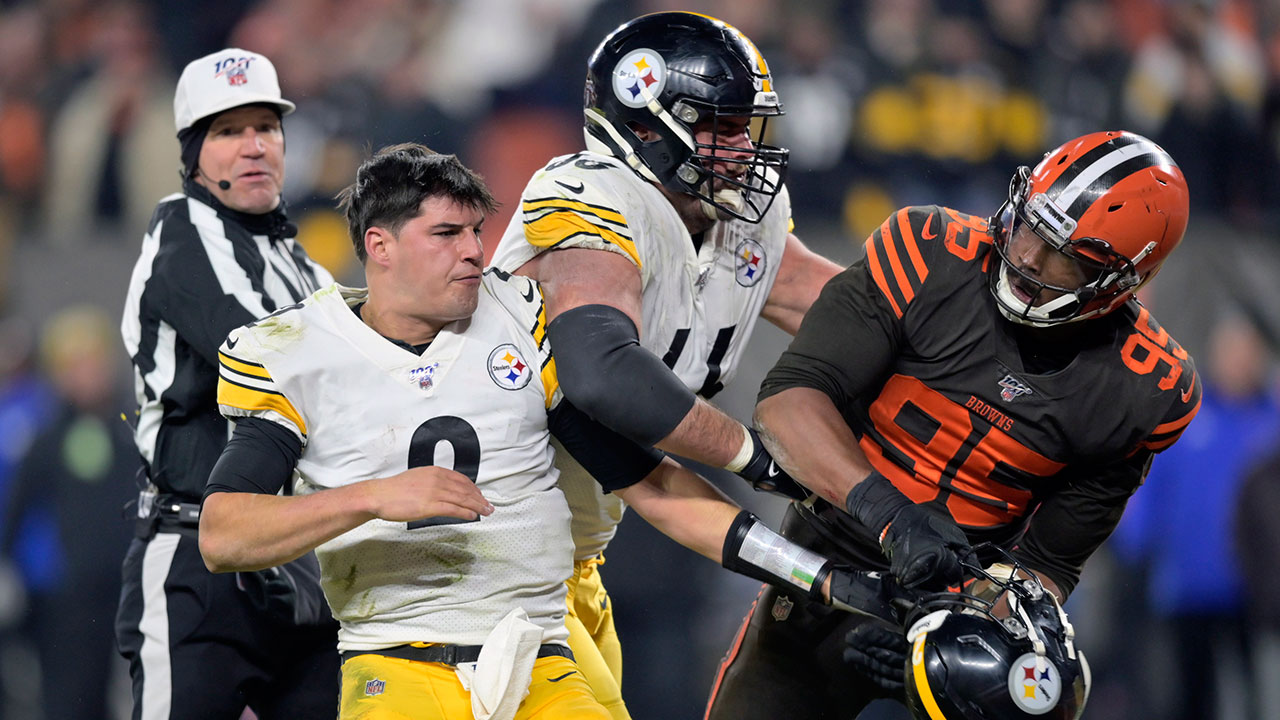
488, 343, 533, 390
1007, 652, 1062, 714
613, 49, 667, 109
735, 238, 767, 287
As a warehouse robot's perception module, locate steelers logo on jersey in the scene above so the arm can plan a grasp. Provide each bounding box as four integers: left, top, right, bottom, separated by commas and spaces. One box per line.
488, 343, 533, 390
613, 49, 667, 109
1006, 653, 1061, 714
735, 238, 768, 287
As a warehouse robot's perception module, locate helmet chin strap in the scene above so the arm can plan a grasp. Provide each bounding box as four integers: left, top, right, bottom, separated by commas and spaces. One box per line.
701, 187, 745, 220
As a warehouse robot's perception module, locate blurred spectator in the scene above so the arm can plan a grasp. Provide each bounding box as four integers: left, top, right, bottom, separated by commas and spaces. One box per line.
1114, 315, 1280, 720
1038, 0, 1130, 143
1237, 406, 1280, 720
0, 306, 135, 720
0, 315, 58, 719
41, 1, 178, 243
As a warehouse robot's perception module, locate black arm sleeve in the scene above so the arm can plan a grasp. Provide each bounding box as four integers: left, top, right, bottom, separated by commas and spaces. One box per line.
547, 304, 696, 447
204, 417, 302, 500
1012, 451, 1152, 598
548, 399, 665, 493
758, 258, 902, 407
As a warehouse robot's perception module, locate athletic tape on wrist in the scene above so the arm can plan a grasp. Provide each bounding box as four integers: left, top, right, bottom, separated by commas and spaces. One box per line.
723, 424, 754, 473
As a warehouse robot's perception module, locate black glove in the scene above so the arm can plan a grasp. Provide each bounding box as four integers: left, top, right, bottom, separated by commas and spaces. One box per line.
236, 553, 333, 627
827, 567, 917, 623
844, 472, 971, 590
843, 622, 909, 692
734, 428, 810, 500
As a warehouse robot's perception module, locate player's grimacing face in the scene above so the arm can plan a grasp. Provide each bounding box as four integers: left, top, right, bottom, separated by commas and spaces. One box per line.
694, 116, 754, 182
1004, 223, 1091, 306
391, 196, 485, 324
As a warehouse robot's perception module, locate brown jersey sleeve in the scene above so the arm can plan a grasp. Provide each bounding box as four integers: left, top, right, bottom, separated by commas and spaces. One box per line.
1011, 451, 1152, 598
757, 206, 954, 407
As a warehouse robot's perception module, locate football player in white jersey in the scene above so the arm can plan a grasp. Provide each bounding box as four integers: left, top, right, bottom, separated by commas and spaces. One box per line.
489, 12, 845, 715
198, 144, 891, 720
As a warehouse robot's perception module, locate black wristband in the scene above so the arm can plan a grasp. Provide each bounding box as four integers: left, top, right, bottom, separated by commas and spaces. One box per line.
843, 471, 912, 538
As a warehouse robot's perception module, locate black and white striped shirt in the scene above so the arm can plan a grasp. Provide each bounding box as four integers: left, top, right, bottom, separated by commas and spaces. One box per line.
121, 181, 334, 501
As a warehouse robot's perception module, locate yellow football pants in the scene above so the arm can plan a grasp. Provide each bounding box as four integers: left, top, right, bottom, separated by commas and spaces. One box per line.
565, 554, 629, 720
339, 651, 610, 720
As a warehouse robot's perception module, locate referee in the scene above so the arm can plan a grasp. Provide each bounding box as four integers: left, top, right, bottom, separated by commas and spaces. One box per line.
116, 48, 337, 719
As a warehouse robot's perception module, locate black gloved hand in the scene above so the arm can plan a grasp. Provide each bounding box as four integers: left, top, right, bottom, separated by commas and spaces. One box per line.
734, 428, 810, 501
235, 554, 332, 626
845, 472, 971, 590
828, 567, 917, 624
843, 622, 909, 692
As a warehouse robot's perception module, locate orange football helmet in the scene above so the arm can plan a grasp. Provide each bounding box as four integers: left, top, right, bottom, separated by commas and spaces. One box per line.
990, 131, 1190, 326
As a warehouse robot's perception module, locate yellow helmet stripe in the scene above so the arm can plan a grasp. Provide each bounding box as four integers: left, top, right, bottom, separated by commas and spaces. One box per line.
911, 632, 949, 720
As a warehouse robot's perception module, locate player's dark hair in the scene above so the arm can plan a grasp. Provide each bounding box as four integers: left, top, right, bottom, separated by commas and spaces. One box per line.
337, 142, 498, 263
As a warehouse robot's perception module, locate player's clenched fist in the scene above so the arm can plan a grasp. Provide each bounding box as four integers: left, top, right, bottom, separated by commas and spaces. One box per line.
364, 467, 494, 524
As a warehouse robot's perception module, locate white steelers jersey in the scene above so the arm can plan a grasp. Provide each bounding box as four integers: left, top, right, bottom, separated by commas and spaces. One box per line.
491, 151, 792, 560
216, 275, 573, 652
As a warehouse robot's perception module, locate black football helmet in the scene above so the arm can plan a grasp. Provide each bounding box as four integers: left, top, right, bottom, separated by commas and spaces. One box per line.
583, 11, 788, 223
903, 549, 1091, 719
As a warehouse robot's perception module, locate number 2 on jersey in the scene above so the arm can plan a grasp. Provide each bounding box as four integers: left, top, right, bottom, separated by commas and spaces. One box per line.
406, 416, 481, 529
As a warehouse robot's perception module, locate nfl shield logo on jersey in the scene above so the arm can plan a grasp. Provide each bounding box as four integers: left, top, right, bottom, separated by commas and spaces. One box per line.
735, 238, 767, 287
408, 363, 440, 391
998, 373, 1034, 403
365, 678, 386, 696
771, 594, 793, 622
489, 344, 533, 390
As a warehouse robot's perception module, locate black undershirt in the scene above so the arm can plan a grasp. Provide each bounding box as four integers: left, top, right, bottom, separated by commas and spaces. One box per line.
353, 302, 431, 355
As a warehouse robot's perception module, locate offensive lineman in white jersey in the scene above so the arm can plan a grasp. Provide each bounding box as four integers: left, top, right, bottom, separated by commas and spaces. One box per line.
198, 144, 891, 720
489, 12, 845, 715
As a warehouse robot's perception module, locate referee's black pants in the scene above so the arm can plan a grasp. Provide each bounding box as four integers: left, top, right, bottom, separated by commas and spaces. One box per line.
116, 531, 339, 720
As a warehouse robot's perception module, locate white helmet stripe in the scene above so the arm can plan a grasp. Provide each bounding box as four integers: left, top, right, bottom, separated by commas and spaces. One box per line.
1053, 142, 1156, 210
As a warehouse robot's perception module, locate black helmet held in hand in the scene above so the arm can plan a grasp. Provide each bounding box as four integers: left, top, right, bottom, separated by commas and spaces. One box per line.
903, 548, 1091, 719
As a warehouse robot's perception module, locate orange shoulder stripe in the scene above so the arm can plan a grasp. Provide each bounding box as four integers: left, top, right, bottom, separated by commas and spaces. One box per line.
878, 216, 916, 306
896, 208, 928, 284
865, 235, 904, 319
1152, 391, 1201, 435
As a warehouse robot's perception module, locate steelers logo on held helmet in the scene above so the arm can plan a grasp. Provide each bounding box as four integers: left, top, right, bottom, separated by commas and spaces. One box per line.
583, 11, 789, 224
989, 130, 1189, 327
903, 546, 1092, 719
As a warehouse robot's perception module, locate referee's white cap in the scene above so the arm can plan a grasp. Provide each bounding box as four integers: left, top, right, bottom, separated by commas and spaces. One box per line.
174, 48, 296, 133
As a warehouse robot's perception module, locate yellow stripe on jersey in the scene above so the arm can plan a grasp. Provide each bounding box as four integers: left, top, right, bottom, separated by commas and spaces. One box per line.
542, 357, 560, 410
532, 296, 549, 350
217, 376, 308, 437
219, 351, 271, 381
523, 197, 628, 227
523, 206, 641, 269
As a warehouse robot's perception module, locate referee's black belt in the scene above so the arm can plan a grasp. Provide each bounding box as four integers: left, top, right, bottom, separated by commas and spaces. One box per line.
342, 643, 574, 666
136, 493, 202, 539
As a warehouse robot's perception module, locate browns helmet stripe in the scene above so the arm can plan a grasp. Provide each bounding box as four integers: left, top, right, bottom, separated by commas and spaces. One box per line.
1041, 132, 1145, 195
1051, 140, 1173, 212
